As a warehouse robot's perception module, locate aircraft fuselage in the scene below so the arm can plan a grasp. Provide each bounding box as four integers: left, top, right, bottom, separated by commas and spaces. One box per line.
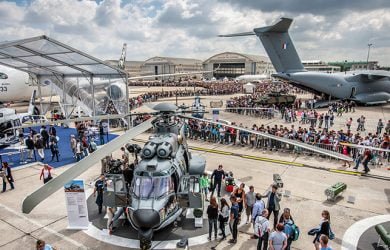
275, 71, 390, 104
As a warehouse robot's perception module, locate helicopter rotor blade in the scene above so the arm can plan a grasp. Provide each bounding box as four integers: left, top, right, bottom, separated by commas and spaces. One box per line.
179, 115, 353, 162
22, 119, 153, 214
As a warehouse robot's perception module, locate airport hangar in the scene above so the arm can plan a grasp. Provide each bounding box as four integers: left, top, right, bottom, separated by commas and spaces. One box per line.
107, 52, 347, 80
108, 52, 275, 80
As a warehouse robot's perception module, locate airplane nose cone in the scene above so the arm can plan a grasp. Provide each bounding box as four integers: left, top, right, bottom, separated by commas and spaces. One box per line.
132, 209, 160, 229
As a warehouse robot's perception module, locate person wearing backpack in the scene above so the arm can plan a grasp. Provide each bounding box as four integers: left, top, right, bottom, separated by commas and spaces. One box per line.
255, 209, 270, 250
280, 208, 297, 250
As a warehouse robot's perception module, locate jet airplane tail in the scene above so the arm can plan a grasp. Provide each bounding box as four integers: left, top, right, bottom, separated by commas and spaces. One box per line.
219, 18, 305, 73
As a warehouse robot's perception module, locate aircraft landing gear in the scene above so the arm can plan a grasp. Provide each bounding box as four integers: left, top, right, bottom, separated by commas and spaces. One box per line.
139, 229, 153, 250
140, 237, 152, 250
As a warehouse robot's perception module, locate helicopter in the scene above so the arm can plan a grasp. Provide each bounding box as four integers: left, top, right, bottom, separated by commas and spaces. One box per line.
21, 103, 207, 250
21, 102, 354, 249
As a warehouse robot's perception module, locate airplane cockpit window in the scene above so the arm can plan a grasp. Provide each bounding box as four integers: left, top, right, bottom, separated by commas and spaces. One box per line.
133, 176, 173, 199
0, 73, 8, 79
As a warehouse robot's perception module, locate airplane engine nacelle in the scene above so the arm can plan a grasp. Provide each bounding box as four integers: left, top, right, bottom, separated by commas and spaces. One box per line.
106, 82, 126, 101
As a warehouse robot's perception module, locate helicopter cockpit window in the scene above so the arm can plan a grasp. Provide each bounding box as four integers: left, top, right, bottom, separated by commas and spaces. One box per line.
133, 176, 173, 199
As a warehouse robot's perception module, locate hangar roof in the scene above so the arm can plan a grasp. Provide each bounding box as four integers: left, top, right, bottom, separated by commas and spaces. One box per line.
0, 35, 126, 77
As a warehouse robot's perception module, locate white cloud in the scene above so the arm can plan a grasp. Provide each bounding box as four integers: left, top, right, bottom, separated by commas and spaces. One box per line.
0, 0, 389, 66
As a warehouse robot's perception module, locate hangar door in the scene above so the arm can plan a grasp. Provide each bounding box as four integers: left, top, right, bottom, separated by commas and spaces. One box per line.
213, 63, 245, 78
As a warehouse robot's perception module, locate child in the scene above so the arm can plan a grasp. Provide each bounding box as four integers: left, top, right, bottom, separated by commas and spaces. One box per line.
200, 172, 210, 201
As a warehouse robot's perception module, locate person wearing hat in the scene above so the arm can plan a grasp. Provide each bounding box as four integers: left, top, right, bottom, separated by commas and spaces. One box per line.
261, 184, 282, 229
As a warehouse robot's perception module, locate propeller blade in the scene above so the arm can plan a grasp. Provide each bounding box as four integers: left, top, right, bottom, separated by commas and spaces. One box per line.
22, 119, 153, 214
180, 115, 353, 162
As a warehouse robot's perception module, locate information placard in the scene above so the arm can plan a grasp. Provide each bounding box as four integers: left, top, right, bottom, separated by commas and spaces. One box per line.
64, 179, 89, 230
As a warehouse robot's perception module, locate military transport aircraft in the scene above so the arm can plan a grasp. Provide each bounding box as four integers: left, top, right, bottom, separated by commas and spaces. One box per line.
220, 17, 390, 104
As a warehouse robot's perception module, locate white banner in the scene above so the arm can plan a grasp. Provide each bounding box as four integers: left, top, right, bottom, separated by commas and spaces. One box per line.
64, 179, 89, 230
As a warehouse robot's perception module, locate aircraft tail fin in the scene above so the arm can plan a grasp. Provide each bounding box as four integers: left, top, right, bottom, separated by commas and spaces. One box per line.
253, 18, 305, 73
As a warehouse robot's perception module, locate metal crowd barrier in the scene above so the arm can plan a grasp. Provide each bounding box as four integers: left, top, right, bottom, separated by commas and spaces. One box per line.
186, 126, 388, 163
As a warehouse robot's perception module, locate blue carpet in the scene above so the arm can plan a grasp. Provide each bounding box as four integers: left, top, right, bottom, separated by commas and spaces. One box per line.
0, 126, 118, 169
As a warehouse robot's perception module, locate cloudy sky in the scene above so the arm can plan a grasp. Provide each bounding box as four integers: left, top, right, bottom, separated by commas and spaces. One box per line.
1, 0, 389, 66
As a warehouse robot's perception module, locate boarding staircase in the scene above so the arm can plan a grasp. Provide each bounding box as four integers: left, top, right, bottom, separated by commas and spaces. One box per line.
48, 77, 128, 126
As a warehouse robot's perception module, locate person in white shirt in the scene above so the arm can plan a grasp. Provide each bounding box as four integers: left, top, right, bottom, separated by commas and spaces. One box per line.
255, 209, 270, 250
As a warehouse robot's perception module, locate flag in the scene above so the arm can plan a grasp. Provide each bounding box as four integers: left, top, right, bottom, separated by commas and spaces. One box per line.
282, 42, 288, 49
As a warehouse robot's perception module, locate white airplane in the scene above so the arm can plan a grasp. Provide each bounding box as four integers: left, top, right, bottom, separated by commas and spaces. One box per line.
235, 74, 270, 82
0, 90, 48, 146
0, 66, 52, 103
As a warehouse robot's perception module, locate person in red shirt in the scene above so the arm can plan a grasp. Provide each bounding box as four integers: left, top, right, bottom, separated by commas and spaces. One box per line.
40, 164, 53, 184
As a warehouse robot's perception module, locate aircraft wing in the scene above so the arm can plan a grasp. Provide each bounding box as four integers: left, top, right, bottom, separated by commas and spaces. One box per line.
22, 119, 153, 214
181, 115, 353, 162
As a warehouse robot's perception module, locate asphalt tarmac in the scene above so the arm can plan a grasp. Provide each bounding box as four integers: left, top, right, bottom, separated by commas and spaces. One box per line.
0, 88, 389, 249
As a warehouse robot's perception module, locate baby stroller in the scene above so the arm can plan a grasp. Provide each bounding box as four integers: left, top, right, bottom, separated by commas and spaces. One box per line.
225, 171, 235, 193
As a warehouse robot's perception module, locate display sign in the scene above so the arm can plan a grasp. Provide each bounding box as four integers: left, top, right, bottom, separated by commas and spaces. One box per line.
209, 100, 223, 108
64, 179, 89, 230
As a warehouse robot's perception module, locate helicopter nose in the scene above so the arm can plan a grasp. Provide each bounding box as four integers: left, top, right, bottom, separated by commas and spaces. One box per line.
132, 209, 160, 228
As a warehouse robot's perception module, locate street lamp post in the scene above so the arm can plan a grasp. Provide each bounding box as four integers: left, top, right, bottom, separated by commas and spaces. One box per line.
366, 43, 373, 70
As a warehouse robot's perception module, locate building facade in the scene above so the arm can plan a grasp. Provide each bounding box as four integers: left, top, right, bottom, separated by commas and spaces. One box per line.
140, 56, 203, 80
302, 60, 341, 73
203, 52, 273, 79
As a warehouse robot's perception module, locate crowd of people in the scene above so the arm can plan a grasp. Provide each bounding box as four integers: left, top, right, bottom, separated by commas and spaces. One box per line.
202, 165, 335, 249
185, 117, 390, 173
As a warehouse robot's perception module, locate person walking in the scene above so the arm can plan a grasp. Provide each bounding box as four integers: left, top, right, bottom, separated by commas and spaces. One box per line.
228, 195, 239, 244
25, 135, 35, 160
1, 162, 14, 192
252, 193, 265, 223
211, 164, 225, 198
35, 135, 45, 161
262, 184, 282, 229
39, 164, 53, 184
255, 209, 270, 250
377, 119, 384, 135
48, 125, 57, 137
207, 196, 219, 240
40, 126, 50, 149
93, 174, 105, 214
200, 172, 210, 201
75, 139, 83, 162
361, 149, 372, 174
269, 223, 287, 250
245, 185, 256, 224
49, 134, 59, 162
218, 198, 229, 241
312, 210, 331, 250
280, 208, 295, 250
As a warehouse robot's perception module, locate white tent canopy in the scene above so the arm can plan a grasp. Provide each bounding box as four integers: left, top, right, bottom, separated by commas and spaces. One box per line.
243, 82, 256, 94
0, 35, 126, 78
